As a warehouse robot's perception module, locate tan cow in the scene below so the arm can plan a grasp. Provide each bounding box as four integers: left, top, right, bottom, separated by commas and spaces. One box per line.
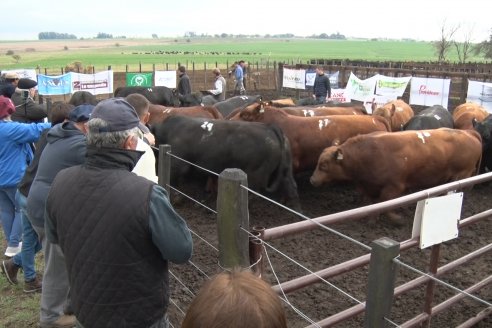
372, 99, 414, 131
279, 106, 367, 117
148, 104, 223, 125
231, 103, 390, 173
452, 102, 489, 130
310, 128, 482, 203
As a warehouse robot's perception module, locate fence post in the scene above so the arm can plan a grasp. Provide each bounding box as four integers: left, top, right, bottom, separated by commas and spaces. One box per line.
364, 237, 399, 328
157, 144, 171, 196
216, 168, 250, 270
46, 97, 52, 122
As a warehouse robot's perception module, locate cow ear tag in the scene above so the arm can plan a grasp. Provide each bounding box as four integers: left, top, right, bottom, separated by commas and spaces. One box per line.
336, 150, 343, 160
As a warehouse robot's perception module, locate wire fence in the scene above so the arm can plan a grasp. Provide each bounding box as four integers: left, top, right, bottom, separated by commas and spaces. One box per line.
159, 147, 492, 327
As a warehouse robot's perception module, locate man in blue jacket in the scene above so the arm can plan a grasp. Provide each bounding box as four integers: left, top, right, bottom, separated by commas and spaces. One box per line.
45, 98, 193, 328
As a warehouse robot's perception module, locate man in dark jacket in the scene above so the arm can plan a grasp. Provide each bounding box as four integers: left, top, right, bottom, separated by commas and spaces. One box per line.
312, 66, 331, 104
177, 66, 192, 97
11, 78, 47, 123
27, 104, 94, 328
45, 98, 193, 328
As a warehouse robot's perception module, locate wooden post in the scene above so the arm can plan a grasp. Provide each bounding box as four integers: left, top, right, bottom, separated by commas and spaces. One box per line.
158, 144, 171, 196
46, 97, 52, 122
217, 169, 250, 270
364, 237, 400, 328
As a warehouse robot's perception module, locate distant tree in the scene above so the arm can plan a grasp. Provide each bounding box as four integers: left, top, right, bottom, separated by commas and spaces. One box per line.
319, 33, 329, 39
6, 50, 14, 55
184, 31, 196, 38
96, 32, 113, 39
454, 24, 475, 63
152, 33, 158, 39
474, 28, 492, 59
12, 54, 21, 63
64, 46, 69, 51
38, 32, 77, 40
220, 33, 228, 38
434, 20, 459, 62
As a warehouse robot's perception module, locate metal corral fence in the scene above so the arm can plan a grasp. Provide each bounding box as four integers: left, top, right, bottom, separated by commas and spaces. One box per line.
156, 144, 491, 328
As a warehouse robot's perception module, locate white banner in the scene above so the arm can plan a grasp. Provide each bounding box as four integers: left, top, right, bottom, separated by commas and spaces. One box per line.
154, 70, 176, 88
345, 72, 378, 102
305, 71, 339, 89
409, 77, 450, 107
330, 88, 350, 103
363, 94, 397, 114
375, 75, 411, 97
70, 70, 113, 95
283, 68, 306, 89
466, 80, 492, 113
1, 69, 37, 82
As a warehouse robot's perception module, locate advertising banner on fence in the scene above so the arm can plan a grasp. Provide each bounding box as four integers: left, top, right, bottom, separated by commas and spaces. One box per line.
330, 88, 350, 103
126, 72, 153, 87
305, 70, 339, 89
344, 72, 377, 102
1, 69, 37, 82
375, 75, 411, 97
154, 70, 176, 88
466, 80, 492, 113
71, 71, 114, 95
409, 77, 450, 107
283, 68, 306, 89
362, 94, 397, 114
37, 73, 72, 95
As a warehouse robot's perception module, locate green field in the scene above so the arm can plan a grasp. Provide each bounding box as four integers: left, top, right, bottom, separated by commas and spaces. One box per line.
0, 38, 485, 72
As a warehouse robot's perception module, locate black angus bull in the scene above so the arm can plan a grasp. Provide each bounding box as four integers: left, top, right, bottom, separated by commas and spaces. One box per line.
114, 86, 180, 107
152, 116, 301, 210
473, 114, 492, 173
403, 105, 454, 130
213, 95, 262, 118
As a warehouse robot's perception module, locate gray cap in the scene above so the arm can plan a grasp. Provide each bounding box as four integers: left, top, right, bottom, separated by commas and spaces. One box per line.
91, 98, 139, 132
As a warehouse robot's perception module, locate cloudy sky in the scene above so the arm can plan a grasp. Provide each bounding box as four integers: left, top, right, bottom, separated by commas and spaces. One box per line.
1, 0, 489, 42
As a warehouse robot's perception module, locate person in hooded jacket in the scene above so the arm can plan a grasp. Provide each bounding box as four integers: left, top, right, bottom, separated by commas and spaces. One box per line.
11, 78, 47, 123
26, 104, 94, 328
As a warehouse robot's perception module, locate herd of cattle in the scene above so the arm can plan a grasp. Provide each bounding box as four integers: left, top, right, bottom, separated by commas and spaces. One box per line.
70, 86, 492, 214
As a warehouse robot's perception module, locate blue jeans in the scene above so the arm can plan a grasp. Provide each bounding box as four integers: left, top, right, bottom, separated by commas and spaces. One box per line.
0, 187, 22, 247
12, 190, 42, 281
315, 96, 327, 104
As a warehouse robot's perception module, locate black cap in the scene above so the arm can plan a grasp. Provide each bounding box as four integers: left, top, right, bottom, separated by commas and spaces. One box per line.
17, 78, 38, 89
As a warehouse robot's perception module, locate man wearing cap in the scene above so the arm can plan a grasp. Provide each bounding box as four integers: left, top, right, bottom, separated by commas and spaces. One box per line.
0, 72, 20, 98
45, 98, 193, 328
0, 95, 50, 267
207, 68, 226, 101
11, 78, 47, 123
26, 104, 94, 328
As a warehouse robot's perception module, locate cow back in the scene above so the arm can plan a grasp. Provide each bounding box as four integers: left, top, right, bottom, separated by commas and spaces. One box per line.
403, 105, 454, 130
373, 99, 414, 131
114, 86, 178, 107
453, 103, 489, 130
148, 104, 223, 125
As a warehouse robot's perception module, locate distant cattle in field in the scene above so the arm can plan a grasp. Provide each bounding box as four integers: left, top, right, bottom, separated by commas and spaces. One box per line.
152, 116, 300, 209
372, 99, 414, 131
403, 105, 453, 130
452, 102, 489, 130
230, 103, 390, 174
310, 128, 482, 204
114, 86, 180, 107
148, 104, 223, 125
68, 91, 98, 106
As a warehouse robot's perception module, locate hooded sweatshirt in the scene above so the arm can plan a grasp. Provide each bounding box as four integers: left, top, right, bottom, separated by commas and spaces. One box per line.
26, 121, 86, 229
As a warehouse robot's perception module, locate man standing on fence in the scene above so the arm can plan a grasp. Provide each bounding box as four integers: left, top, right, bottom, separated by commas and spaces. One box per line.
312, 66, 331, 104
44, 98, 193, 328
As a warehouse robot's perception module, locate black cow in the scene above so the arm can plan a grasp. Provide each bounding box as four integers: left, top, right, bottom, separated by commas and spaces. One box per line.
201, 95, 218, 106
179, 92, 203, 107
152, 116, 300, 210
213, 95, 262, 118
403, 105, 454, 130
114, 86, 180, 107
473, 115, 492, 172
68, 91, 98, 106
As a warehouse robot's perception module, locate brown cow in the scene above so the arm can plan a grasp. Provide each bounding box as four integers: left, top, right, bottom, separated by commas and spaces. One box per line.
452, 102, 489, 130
231, 103, 390, 173
279, 106, 367, 117
372, 99, 414, 131
148, 104, 223, 125
310, 128, 482, 204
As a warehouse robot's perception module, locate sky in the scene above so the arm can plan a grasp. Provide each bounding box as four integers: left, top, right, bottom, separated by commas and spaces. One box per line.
0, 0, 490, 42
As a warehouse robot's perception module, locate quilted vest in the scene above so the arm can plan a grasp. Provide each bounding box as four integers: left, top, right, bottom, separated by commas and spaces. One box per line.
47, 151, 168, 328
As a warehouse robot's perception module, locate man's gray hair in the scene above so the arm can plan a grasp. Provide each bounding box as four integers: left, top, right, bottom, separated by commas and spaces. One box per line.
87, 118, 140, 148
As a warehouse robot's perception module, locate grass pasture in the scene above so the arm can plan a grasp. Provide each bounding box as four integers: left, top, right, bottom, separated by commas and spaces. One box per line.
0, 38, 484, 72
